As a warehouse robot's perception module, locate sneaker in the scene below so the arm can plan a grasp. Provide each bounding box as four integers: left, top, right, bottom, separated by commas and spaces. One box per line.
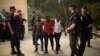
87, 45, 92, 48
44, 51, 48, 54
41, 49, 44, 51
17, 53, 24, 56
34, 50, 38, 53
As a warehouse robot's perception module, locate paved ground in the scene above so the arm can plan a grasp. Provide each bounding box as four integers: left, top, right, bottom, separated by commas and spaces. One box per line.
0, 31, 100, 56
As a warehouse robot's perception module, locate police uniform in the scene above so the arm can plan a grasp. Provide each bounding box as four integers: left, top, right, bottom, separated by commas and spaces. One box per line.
10, 13, 22, 54
20, 18, 26, 40
78, 14, 93, 56
67, 12, 80, 56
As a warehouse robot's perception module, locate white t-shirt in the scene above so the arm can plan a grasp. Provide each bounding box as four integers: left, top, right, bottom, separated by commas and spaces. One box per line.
54, 19, 62, 33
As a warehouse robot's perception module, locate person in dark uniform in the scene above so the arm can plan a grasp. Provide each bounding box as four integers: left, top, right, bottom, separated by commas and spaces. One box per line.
66, 5, 80, 56
4, 12, 11, 41
9, 6, 24, 56
78, 5, 94, 56
16, 10, 26, 40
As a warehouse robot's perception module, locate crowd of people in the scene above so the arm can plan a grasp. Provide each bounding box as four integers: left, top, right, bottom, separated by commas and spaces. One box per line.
0, 4, 94, 56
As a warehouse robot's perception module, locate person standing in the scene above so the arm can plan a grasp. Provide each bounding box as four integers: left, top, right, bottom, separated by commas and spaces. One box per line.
66, 5, 80, 56
16, 10, 26, 40
78, 5, 94, 56
31, 11, 36, 45
42, 16, 54, 54
54, 15, 65, 54
33, 17, 44, 52
9, 6, 24, 56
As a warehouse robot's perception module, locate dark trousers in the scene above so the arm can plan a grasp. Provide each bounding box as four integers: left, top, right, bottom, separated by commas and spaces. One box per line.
34, 31, 43, 51
54, 32, 61, 52
32, 31, 35, 45
5, 29, 11, 40
20, 25, 25, 40
87, 33, 92, 46
79, 31, 88, 56
69, 32, 79, 56
44, 32, 54, 52
0, 29, 5, 42
10, 31, 21, 53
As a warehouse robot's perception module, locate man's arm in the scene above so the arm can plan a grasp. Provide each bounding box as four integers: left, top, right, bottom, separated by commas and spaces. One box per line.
67, 23, 76, 31
7, 22, 14, 35
66, 15, 77, 32
61, 19, 65, 31
88, 15, 94, 28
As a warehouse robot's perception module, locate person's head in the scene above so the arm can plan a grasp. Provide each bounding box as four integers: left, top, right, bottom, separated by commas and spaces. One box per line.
46, 16, 50, 21
37, 18, 41, 22
9, 6, 16, 13
56, 15, 60, 20
32, 11, 36, 16
81, 5, 88, 14
2, 9, 5, 11
16, 10, 22, 16
68, 4, 76, 13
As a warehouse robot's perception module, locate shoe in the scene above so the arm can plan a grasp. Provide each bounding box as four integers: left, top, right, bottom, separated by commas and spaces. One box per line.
41, 49, 44, 51
17, 52, 24, 56
34, 50, 38, 53
11, 51, 17, 54
87, 45, 92, 48
44, 51, 48, 54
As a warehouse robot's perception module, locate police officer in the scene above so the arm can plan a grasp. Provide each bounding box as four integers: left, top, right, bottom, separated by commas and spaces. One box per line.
16, 10, 26, 40
66, 5, 80, 56
78, 5, 94, 56
9, 6, 24, 56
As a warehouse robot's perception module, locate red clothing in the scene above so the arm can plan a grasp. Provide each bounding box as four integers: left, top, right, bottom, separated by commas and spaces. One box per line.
42, 20, 54, 33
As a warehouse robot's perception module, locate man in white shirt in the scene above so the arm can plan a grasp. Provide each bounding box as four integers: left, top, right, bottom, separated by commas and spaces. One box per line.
54, 15, 65, 54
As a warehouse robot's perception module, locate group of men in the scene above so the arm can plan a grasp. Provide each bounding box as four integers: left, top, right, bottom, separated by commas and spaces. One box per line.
31, 4, 94, 56
0, 4, 94, 56
0, 6, 26, 56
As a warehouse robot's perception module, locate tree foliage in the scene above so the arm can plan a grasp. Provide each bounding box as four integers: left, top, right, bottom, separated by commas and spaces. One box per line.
27, 0, 100, 30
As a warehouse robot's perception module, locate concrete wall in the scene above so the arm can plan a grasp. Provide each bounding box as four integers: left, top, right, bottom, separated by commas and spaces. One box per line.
0, 0, 28, 34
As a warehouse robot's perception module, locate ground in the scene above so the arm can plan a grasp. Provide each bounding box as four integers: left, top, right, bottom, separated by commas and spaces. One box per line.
0, 31, 100, 56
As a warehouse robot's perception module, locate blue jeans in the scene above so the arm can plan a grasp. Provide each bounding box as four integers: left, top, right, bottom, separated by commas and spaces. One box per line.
34, 31, 44, 51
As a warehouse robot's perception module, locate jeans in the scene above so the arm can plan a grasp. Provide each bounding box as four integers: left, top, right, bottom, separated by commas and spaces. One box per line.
34, 31, 43, 51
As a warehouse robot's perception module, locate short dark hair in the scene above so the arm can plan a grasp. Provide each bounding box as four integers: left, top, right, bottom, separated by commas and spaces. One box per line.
32, 11, 36, 13
69, 4, 76, 10
9, 6, 16, 11
46, 16, 50, 19
17, 10, 21, 13
81, 5, 88, 9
